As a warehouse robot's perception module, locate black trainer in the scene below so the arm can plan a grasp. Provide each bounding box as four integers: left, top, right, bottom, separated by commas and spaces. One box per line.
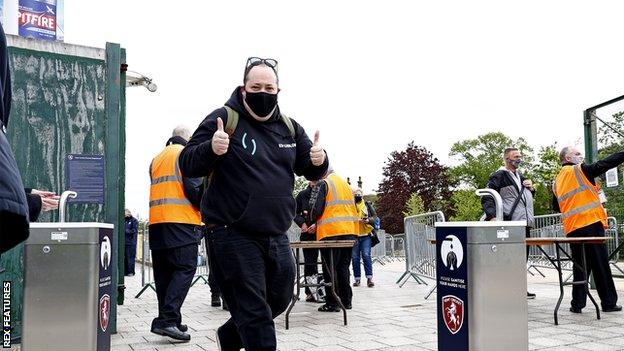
603, 305, 622, 312
151, 326, 190, 341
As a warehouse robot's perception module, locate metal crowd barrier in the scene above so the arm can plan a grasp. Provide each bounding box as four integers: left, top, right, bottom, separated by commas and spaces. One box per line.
396, 211, 445, 298
372, 229, 388, 264
528, 214, 621, 278
135, 227, 210, 298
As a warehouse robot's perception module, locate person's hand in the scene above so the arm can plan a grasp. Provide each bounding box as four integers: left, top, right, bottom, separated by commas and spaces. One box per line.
360, 218, 369, 223
41, 196, 59, 212
307, 224, 317, 233
489, 217, 497, 221
523, 179, 534, 190
301, 223, 308, 233
31, 189, 57, 198
310, 131, 325, 166
212, 117, 230, 155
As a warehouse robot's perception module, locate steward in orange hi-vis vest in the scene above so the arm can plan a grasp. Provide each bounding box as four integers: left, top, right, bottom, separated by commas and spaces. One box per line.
316, 173, 358, 241
149, 143, 202, 226
553, 164, 607, 235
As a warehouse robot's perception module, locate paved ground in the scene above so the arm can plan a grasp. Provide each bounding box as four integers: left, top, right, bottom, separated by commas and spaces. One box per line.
103, 260, 624, 351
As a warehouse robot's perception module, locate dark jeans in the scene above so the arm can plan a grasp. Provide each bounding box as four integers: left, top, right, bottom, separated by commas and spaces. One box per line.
568, 227, 618, 309
301, 232, 319, 295
203, 235, 221, 296
124, 236, 137, 275
321, 235, 355, 307
151, 243, 198, 329
352, 234, 373, 279
207, 226, 295, 351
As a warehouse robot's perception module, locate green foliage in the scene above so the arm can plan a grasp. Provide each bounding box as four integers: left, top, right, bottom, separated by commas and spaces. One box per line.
529, 144, 560, 215
449, 189, 483, 221
403, 193, 425, 217
293, 176, 308, 197
449, 132, 534, 189
597, 111, 624, 216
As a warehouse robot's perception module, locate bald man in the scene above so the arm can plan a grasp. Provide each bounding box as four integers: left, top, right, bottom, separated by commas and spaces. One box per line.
552, 146, 622, 314
148, 125, 204, 341
179, 58, 329, 351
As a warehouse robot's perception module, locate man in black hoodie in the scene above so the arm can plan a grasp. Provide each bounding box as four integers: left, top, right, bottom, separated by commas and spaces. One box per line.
179, 57, 328, 351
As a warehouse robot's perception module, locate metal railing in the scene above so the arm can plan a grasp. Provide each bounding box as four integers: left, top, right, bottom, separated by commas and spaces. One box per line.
135, 227, 210, 298
372, 229, 388, 264
396, 211, 445, 298
528, 214, 621, 277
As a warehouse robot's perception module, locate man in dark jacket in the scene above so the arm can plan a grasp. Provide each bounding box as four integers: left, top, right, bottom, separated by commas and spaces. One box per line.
124, 209, 139, 276
294, 181, 324, 303
0, 23, 58, 254
482, 147, 536, 299
148, 126, 204, 341
553, 146, 621, 313
179, 57, 328, 351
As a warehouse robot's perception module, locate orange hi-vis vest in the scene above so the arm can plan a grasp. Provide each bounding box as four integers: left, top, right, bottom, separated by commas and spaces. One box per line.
553, 164, 607, 235
316, 173, 358, 241
149, 144, 202, 225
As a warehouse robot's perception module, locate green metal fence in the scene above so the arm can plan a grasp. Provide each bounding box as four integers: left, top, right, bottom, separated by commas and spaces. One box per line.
0, 36, 125, 341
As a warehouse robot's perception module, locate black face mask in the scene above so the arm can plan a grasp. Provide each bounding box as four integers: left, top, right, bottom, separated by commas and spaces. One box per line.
245, 91, 278, 117
355, 196, 363, 203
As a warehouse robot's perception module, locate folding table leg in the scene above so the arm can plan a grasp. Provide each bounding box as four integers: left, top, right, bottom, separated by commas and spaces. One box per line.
285, 248, 301, 330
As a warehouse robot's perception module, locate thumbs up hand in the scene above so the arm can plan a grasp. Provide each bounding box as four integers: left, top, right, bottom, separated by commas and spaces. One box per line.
310, 130, 325, 166
212, 117, 230, 155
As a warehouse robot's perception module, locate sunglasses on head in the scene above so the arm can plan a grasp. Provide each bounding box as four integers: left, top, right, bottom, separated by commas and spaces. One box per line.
246, 57, 278, 69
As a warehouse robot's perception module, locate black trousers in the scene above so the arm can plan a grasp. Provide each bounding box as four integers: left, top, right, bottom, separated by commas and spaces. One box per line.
203, 235, 221, 296
300, 232, 319, 295
207, 226, 295, 351
320, 235, 355, 307
151, 243, 198, 329
568, 227, 618, 309
124, 236, 137, 275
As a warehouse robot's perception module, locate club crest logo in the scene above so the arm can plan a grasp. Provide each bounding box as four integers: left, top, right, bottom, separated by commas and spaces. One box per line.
99, 294, 110, 332
442, 295, 464, 334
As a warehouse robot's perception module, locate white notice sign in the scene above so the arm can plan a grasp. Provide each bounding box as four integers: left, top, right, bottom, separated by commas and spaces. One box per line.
606, 168, 619, 188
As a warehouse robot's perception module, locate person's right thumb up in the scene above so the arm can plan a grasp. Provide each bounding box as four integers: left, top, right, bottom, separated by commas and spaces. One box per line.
212, 117, 230, 155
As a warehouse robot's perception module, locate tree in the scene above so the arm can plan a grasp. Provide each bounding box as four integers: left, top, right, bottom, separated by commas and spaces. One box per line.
377, 142, 453, 234
449, 189, 483, 221
449, 132, 534, 189
597, 111, 624, 216
403, 193, 425, 217
530, 143, 560, 215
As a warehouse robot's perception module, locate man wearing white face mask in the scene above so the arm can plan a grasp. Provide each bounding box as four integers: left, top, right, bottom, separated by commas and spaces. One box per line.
552, 146, 622, 314
482, 147, 536, 299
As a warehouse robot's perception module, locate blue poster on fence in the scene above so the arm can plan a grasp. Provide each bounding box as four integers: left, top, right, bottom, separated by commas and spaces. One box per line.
65, 154, 105, 204
437, 226, 469, 350
18, 0, 57, 41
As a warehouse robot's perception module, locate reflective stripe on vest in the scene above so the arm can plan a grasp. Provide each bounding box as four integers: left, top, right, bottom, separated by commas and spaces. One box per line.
149, 144, 202, 225
316, 174, 358, 241
554, 165, 607, 235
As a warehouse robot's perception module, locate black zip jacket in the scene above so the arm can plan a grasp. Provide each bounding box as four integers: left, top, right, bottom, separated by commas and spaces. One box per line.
179, 87, 329, 235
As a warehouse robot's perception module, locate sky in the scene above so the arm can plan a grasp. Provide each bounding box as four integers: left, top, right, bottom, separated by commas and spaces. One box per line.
62, 0, 624, 219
